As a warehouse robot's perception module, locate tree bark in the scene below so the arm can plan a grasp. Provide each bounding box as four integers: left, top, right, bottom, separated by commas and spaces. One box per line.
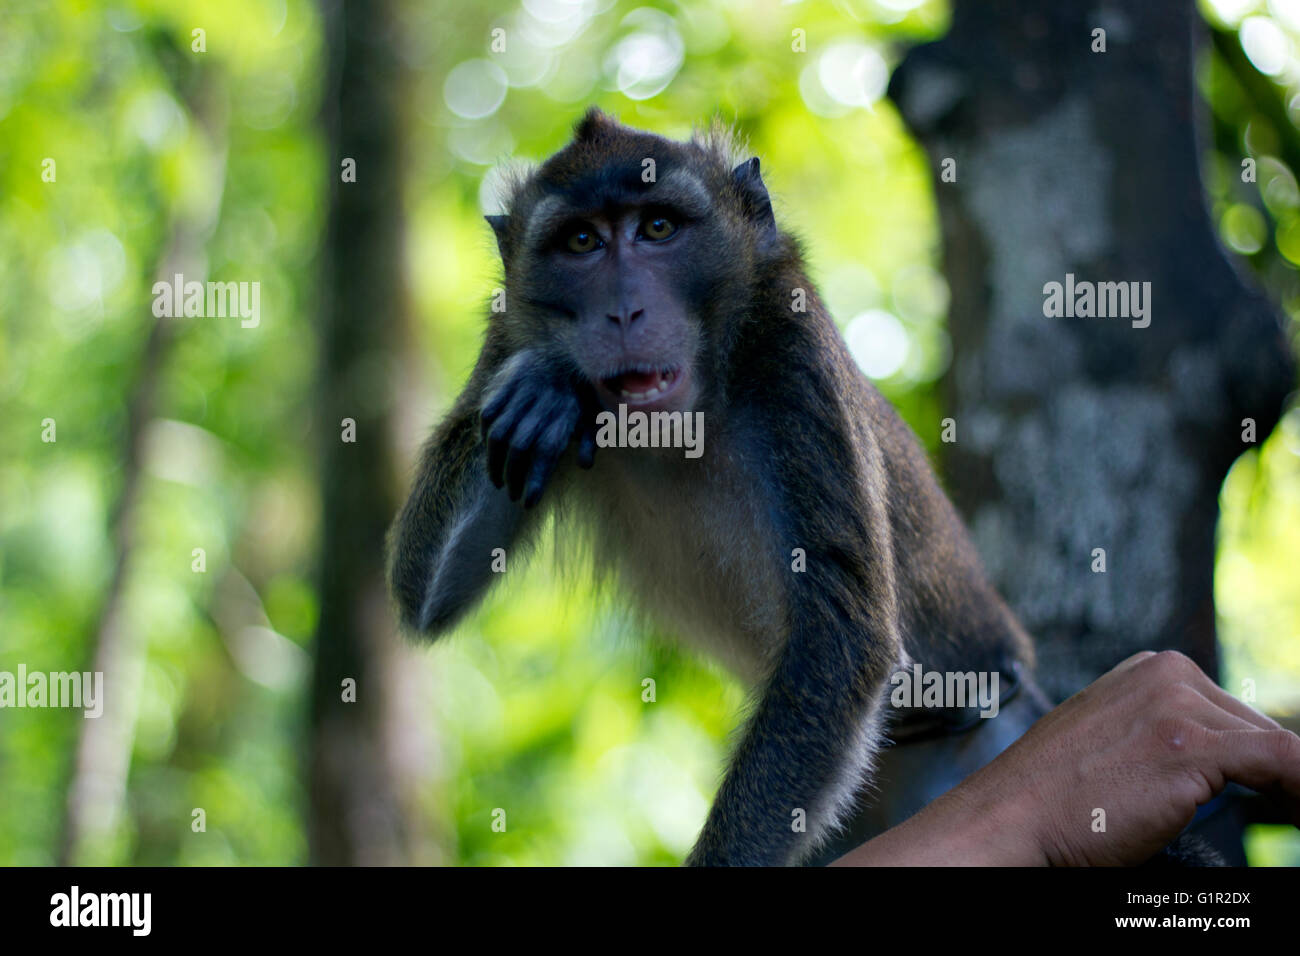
875, 0, 1294, 860
891, 0, 1293, 704
309, 0, 430, 865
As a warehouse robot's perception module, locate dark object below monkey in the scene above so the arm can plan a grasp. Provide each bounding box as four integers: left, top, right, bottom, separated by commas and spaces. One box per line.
388, 110, 1225, 867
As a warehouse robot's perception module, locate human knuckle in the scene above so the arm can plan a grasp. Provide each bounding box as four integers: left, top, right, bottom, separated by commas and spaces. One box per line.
1265, 729, 1300, 764
1150, 649, 1196, 677
1162, 681, 1203, 710
1149, 679, 1181, 707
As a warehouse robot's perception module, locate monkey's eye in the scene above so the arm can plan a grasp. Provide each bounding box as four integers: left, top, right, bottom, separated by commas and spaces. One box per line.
566, 229, 601, 254
640, 216, 677, 241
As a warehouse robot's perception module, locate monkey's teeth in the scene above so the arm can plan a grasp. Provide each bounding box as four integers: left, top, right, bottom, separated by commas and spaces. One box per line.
609, 366, 678, 401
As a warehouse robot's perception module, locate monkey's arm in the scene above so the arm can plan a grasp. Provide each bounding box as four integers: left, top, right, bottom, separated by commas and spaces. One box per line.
388, 347, 594, 634
687, 376, 901, 866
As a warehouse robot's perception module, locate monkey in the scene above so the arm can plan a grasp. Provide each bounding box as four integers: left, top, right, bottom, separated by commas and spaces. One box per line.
387, 107, 1044, 866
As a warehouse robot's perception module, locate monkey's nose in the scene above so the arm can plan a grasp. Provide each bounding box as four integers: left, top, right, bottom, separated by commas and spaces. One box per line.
606, 308, 644, 327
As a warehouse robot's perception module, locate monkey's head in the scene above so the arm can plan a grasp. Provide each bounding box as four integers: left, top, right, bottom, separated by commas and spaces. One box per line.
486, 108, 782, 413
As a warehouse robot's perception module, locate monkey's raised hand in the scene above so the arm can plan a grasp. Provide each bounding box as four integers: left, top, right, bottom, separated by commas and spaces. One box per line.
389, 346, 599, 635
480, 351, 598, 508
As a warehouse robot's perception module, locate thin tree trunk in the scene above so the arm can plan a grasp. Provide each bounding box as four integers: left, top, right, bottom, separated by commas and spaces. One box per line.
60, 75, 229, 866
309, 0, 432, 865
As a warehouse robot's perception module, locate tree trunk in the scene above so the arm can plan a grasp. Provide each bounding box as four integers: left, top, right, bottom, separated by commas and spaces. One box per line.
60, 67, 228, 866
308, 0, 430, 865
878, 0, 1294, 860
811, 0, 1294, 865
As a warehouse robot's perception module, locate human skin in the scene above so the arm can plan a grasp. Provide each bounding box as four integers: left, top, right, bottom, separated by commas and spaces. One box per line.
833, 650, 1300, 866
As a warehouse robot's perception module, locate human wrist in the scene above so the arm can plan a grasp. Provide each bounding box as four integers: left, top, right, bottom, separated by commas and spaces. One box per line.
938, 782, 1051, 865
833, 779, 1049, 866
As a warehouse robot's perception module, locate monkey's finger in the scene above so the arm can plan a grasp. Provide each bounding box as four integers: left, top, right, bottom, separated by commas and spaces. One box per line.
522, 461, 551, 508
486, 393, 537, 487
482, 365, 542, 437
486, 424, 511, 488
480, 381, 515, 426
502, 433, 536, 501
523, 418, 572, 508
504, 402, 562, 500
576, 425, 597, 469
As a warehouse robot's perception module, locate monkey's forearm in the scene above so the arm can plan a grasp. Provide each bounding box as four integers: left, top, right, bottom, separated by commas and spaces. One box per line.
388, 407, 531, 634
389, 347, 593, 634
687, 513, 899, 866
684, 380, 901, 866
686, 613, 891, 866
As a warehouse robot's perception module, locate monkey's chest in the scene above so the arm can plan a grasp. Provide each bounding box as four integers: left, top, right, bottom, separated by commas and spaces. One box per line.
580, 456, 785, 683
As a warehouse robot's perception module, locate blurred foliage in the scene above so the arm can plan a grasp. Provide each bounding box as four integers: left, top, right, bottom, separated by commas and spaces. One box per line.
0, 0, 1296, 865
1200, 0, 1300, 863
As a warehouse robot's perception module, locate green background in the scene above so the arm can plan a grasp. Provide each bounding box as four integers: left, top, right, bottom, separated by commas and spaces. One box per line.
1, 0, 1297, 865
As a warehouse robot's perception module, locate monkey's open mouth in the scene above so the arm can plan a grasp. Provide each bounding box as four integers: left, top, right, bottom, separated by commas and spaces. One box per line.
599, 365, 683, 405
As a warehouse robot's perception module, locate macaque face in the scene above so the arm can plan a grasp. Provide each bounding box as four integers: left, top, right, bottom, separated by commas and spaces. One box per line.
504, 143, 748, 415
540, 202, 699, 413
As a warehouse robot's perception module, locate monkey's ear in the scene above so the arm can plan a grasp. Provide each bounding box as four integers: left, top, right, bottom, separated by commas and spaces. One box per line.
574, 107, 616, 142
731, 158, 777, 239
485, 214, 510, 257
